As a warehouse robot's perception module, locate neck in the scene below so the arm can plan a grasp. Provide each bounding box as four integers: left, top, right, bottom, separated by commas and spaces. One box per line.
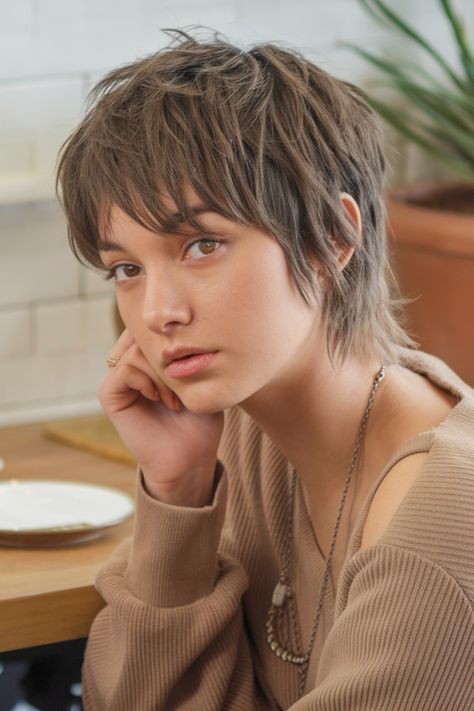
239, 339, 385, 503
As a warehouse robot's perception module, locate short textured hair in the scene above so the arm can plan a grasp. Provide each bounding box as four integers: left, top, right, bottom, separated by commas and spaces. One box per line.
56, 29, 414, 365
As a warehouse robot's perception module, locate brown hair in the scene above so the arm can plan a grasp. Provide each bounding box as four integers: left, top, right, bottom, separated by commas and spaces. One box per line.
56, 29, 415, 365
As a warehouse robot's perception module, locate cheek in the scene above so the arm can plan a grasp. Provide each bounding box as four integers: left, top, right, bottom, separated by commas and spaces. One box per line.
225, 265, 305, 352
115, 290, 130, 319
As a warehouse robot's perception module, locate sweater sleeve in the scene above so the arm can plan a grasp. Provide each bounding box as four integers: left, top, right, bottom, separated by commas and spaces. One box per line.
292, 544, 474, 710
81, 467, 276, 711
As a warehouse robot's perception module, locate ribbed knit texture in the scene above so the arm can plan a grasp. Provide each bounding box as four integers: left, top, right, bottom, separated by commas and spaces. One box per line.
82, 349, 474, 710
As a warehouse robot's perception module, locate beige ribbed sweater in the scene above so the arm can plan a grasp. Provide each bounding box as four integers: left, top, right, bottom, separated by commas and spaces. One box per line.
82, 349, 474, 710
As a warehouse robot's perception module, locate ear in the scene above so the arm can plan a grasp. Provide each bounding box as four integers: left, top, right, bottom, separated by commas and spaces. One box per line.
337, 193, 362, 272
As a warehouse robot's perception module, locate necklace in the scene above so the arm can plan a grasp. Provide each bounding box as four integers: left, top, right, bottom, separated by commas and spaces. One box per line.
265, 364, 386, 699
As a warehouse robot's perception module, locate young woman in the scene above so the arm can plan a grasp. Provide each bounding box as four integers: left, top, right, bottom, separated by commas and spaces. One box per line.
57, 32, 474, 710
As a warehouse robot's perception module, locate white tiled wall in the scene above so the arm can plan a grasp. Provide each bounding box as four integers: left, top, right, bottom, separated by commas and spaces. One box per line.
1, 0, 472, 424
0, 201, 116, 425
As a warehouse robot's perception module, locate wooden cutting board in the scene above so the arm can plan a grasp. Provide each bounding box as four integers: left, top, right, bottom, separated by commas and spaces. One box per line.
44, 415, 136, 465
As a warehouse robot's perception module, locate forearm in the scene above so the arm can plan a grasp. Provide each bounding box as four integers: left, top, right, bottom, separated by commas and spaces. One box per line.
127, 467, 226, 606
82, 555, 254, 711
81, 470, 272, 711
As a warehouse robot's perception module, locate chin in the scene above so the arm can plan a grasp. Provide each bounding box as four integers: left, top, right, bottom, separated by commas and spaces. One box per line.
176, 381, 248, 415
180, 394, 234, 415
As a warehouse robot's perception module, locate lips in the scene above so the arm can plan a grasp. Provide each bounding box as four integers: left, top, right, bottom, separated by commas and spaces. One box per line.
161, 347, 215, 367
166, 351, 217, 378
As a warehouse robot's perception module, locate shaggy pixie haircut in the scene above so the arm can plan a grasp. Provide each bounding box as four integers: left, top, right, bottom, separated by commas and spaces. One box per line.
57, 30, 414, 365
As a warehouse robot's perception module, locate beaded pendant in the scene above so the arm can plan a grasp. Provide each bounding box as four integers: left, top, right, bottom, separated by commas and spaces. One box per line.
265, 581, 307, 665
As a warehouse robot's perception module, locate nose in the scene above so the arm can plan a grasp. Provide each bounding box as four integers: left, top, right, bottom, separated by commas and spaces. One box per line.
142, 270, 192, 334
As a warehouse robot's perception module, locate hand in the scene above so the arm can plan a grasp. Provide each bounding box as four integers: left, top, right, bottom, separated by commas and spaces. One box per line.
100, 329, 224, 506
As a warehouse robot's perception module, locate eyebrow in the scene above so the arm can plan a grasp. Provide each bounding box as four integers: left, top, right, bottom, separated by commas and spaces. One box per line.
97, 206, 216, 252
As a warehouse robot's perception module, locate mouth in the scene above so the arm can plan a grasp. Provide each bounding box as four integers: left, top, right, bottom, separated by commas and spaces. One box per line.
165, 351, 218, 378
173, 353, 198, 361
162, 347, 215, 367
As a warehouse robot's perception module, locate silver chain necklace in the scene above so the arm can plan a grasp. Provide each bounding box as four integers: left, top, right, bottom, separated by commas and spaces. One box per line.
265, 364, 386, 699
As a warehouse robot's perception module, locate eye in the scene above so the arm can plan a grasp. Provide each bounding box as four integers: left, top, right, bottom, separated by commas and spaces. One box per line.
105, 263, 142, 282
185, 239, 220, 260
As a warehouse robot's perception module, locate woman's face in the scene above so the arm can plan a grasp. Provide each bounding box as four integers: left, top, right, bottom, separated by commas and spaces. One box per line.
99, 196, 324, 414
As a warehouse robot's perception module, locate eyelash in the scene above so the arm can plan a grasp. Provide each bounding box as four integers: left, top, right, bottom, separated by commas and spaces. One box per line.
103, 237, 223, 282
103, 264, 140, 282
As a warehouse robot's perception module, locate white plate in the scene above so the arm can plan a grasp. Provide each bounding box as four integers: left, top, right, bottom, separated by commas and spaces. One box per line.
0, 479, 134, 546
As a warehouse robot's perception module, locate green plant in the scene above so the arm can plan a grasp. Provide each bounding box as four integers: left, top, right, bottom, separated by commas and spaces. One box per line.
346, 0, 474, 177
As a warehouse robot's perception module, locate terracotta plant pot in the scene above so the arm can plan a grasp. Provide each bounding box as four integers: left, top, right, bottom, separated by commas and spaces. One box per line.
385, 181, 474, 386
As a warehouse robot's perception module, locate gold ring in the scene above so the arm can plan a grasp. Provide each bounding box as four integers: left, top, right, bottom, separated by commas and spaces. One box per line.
106, 356, 119, 368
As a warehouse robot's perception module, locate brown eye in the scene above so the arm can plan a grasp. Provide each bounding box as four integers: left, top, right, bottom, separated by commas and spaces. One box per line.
186, 239, 220, 259
199, 241, 217, 255
111, 264, 142, 282
123, 264, 141, 277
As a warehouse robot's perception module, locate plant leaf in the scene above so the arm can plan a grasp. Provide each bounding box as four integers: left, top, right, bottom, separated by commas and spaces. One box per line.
395, 80, 474, 136
360, 0, 468, 91
345, 42, 471, 102
367, 96, 474, 176
349, 2, 474, 177
439, 0, 474, 86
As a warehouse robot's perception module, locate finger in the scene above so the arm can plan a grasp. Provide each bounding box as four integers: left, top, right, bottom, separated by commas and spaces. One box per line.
102, 363, 160, 408
106, 328, 135, 366
106, 336, 182, 413
128, 345, 182, 412
111, 349, 181, 413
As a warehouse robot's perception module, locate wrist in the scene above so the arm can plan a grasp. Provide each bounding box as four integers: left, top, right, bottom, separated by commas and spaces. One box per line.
141, 465, 219, 508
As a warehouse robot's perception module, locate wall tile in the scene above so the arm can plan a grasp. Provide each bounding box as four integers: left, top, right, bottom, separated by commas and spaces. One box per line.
0, 0, 241, 80
0, 1, 35, 80
0, 201, 79, 306
235, 0, 370, 53
80, 266, 114, 297
0, 171, 54, 204
34, 300, 85, 355
0, 140, 33, 174
0, 0, 35, 33
0, 77, 83, 139
0, 77, 85, 201
0, 350, 105, 407
83, 295, 117, 348
34, 293, 116, 356
139, 1, 238, 46
0, 307, 32, 359
1, 0, 472, 81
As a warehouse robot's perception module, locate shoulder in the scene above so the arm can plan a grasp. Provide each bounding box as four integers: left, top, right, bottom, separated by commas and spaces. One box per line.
360, 451, 429, 552
361, 423, 474, 557
361, 386, 474, 550
359, 405, 474, 599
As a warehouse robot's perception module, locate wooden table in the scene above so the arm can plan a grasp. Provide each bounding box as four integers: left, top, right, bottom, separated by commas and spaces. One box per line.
0, 421, 136, 653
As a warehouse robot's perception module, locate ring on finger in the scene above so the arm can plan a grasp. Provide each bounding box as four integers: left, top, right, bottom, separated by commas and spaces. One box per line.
106, 356, 120, 368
